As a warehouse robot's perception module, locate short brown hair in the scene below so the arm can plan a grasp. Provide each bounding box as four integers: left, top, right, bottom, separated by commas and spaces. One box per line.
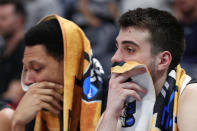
119, 8, 185, 70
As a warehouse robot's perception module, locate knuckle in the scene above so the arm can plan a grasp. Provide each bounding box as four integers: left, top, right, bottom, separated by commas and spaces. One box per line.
49, 89, 54, 94
129, 82, 138, 89
35, 99, 42, 106
48, 82, 55, 87
117, 87, 123, 94
120, 92, 127, 101
53, 101, 58, 107
129, 81, 134, 86
109, 80, 117, 89
49, 96, 54, 101
54, 94, 60, 100
39, 82, 44, 88
120, 90, 127, 97
29, 88, 36, 94
109, 80, 113, 87
33, 94, 39, 99
129, 81, 136, 86
130, 90, 136, 96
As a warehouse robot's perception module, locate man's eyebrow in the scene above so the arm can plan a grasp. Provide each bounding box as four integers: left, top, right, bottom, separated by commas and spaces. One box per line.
23, 60, 42, 65
29, 60, 42, 65
121, 40, 139, 47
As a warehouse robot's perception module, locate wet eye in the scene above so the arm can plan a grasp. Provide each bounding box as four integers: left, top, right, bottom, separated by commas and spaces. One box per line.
126, 47, 135, 53
33, 68, 41, 72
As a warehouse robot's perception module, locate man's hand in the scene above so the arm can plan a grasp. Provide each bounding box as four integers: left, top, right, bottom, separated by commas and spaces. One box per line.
106, 68, 147, 118
96, 68, 147, 131
12, 81, 63, 131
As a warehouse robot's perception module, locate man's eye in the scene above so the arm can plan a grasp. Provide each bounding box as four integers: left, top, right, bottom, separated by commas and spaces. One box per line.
126, 47, 135, 53
34, 68, 41, 72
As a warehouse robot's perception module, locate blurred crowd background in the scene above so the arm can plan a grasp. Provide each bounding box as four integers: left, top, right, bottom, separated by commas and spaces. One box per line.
0, 0, 197, 109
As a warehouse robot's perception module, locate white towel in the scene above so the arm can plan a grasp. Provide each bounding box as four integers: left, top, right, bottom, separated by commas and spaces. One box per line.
21, 69, 35, 91
111, 62, 156, 131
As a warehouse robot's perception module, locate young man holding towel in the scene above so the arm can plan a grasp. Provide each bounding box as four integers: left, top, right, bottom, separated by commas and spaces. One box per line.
12, 15, 106, 131
96, 8, 197, 131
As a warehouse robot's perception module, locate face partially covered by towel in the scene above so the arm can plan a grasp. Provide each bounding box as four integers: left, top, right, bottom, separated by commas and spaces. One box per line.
112, 28, 157, 79
18, 15, 104, 131
22, 45, 64, 91
22, 19, 64, 91
112, 27, 172, 86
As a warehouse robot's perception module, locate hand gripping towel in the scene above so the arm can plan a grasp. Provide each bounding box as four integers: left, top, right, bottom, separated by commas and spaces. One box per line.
21, 15, 105, 131
111, 61, 156, 131
111, 62, 194, 131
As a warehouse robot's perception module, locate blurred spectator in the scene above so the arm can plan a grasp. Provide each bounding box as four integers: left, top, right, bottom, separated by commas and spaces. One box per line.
61, 0, 77, 19
0, 36, 4, 55
173, 0, 197, 79
66, 0, 119, 75
0, 0, 25, 108
24, 0, 63, 31
120, 0, 172, 14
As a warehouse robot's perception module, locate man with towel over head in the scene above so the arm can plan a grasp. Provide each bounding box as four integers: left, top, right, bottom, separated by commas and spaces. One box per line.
96, 8, 197, 131
11, 15, 106, 131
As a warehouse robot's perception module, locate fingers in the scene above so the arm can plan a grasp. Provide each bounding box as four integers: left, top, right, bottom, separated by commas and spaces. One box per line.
28, 82, 63, 102
109, 76, 147, 102
27, 81, 63, 114
34, 81, 63, 90
111, 82, 146, 102
111, 73, 119, 79
122, 89, 142, 101
107, 68, 147, 116
39, 95, 62, 111
120, 82, 147, 94
112, 68, 146, 83
36, 89, 63, 102
40, 102, 60, 115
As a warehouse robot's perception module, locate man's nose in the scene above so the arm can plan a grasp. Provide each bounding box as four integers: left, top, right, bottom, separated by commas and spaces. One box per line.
23, 72, 35, 86
111, 49, 123, 64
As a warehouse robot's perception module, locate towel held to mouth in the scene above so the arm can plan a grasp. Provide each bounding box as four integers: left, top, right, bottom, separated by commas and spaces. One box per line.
111, 61, 156, 131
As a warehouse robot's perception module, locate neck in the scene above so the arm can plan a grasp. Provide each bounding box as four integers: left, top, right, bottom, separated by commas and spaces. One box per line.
153, 70, 168, 96
3, 30, 23, 57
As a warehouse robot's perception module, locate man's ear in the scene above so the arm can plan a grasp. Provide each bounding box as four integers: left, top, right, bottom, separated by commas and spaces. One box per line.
156, 51, 172, 71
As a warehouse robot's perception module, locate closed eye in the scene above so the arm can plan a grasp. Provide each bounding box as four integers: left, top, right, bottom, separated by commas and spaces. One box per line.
33, 68, 41, 73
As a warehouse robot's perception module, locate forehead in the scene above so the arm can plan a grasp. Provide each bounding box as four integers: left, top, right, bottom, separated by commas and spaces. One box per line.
0, 4, 15, 15
116, 27, 151, 45
23, 45, 51, 64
